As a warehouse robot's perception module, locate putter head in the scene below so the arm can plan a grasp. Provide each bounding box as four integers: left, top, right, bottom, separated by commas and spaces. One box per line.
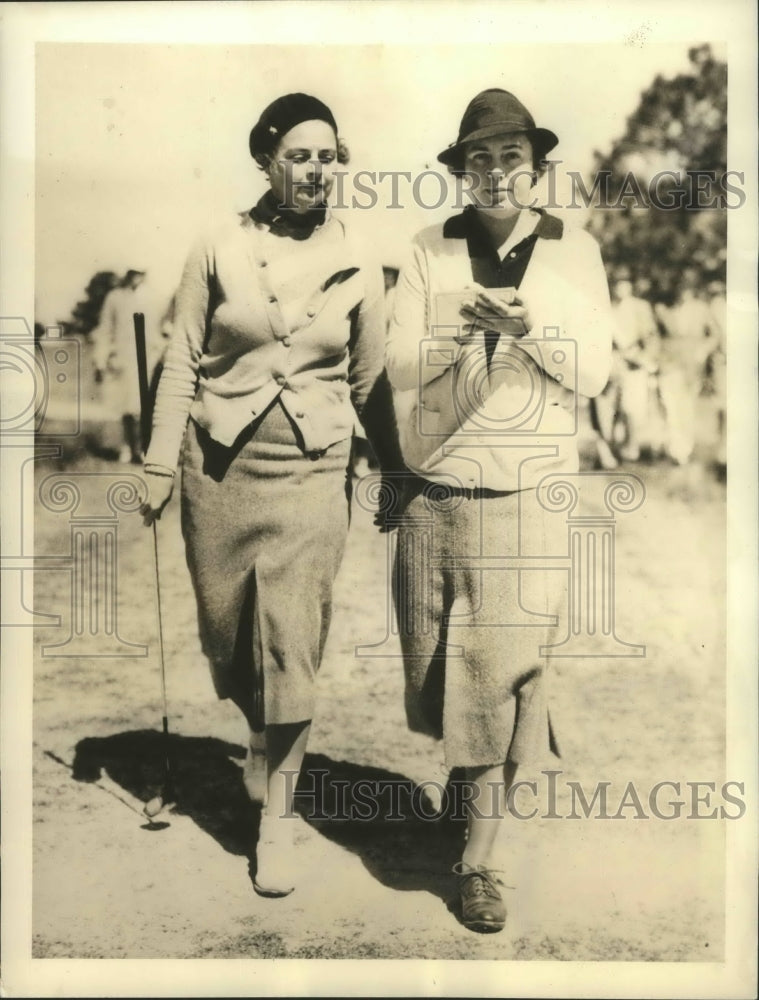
143, 794, 175, 819
139, 795, 169, 831
143, 795, 165, 818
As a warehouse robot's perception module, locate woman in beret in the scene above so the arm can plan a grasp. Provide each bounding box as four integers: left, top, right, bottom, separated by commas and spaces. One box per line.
386, 88, 613, 932
140, 93, 399, 898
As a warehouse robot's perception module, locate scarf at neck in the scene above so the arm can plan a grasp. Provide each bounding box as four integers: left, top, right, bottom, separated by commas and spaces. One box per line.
250, 190, 328, 240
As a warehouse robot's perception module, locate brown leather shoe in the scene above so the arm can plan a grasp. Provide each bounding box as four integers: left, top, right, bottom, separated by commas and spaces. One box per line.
453, 862, 507, 933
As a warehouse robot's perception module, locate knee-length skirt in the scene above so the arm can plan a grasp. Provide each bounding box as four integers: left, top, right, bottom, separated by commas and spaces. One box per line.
180, 400, 351, 729
393, 480, 566, 769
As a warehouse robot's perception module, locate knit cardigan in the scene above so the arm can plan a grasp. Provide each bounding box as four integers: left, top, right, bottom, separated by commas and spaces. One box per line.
146, 202, 388, 473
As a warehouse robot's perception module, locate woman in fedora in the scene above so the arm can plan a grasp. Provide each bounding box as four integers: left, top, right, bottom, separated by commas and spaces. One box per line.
386, 88, 613, 932
140, 93, 400, 898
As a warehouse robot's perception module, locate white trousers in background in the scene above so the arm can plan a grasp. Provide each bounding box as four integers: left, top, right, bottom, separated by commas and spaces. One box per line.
657, 369, 697, 465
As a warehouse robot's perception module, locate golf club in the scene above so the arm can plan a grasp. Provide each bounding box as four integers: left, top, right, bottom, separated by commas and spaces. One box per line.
134, 311, 175, 821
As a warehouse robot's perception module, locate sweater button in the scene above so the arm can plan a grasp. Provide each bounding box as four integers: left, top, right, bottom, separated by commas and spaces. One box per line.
258, 260, 267, 268
282, 336, 292, 347
509, 252, 516, 258
306, 308, 316, 318
275, 374, 286, 386
295, 411, 305, 419
268, 295, 277, 304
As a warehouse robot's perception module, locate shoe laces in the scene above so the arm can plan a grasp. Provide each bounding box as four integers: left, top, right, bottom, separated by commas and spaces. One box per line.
452, 862, 511, 897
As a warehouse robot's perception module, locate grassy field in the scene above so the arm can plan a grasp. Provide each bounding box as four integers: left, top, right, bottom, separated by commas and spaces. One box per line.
32, 402, 728, 962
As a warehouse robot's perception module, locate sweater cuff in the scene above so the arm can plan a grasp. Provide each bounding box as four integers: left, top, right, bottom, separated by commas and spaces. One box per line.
144, 463, 176, 478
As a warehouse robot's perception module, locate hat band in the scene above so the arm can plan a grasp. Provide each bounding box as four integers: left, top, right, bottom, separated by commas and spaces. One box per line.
458, 118, 536, 143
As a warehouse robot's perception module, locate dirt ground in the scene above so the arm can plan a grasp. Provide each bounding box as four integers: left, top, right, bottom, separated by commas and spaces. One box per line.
32, 402, 728, 962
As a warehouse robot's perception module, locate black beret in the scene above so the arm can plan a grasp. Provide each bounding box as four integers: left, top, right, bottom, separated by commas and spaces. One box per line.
249, 93, 338, 161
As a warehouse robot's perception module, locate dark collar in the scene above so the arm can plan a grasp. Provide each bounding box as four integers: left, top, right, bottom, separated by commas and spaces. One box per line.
442, 206, 563, 242
249, 190, 329, 240
443, 206, 562, 292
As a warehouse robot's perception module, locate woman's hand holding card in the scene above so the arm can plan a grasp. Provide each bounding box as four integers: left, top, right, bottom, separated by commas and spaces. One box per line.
459, 284, 532, 340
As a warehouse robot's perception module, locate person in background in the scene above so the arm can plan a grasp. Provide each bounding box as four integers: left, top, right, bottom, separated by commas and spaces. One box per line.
655, 275, 716, 466
634, 276, 668, 460
139, 93, 401, 899
587, 357, 621, 470
595, 277, 659, 465
615, 277, 660, 461
91, 268, 152, 463
706, 279, 726, 473
386, 88, 613, 933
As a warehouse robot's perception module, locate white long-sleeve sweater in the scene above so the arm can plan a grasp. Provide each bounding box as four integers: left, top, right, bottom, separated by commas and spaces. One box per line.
385, 208, 614, 492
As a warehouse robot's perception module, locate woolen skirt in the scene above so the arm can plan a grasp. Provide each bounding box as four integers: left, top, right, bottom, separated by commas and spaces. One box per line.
180, 399, 351, 729
393, 479, 566, 769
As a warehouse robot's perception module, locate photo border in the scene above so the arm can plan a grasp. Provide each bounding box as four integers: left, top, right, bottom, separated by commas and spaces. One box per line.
1, 2, 756, 996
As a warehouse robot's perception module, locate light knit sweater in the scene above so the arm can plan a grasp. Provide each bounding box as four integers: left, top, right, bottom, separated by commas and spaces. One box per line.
385, 209, 614, 492
145, 200, 385, 473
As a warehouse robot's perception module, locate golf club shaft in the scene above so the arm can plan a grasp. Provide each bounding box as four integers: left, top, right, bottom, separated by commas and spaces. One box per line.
152, 521, 170, 722
134, 312, 174, 803
133, 312, 152, 453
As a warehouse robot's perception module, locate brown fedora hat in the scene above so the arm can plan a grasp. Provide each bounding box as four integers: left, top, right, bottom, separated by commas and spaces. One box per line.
437, 88, 558, 166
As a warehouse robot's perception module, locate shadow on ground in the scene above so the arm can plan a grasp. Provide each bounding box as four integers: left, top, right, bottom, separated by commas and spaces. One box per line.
296, 753, 466, 904
65, 732, 465, 904
67, 730, 254, 854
